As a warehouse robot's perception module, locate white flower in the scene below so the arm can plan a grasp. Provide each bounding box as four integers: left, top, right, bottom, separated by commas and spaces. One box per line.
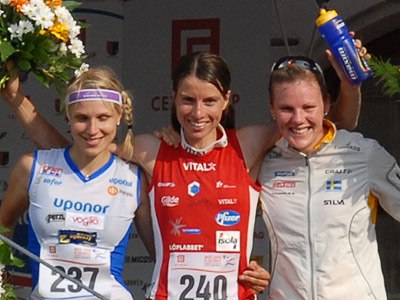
8, 23, 23, 41
68, 38, 85, 58
74, 63, 90, 77
0, 0, 10, 4
20, 20, 35, 34
22, 0, 55, 29
8, 20, 35, 41
54, 6, 74, 25
0, 9, 4, 16
59, 42, 68, 55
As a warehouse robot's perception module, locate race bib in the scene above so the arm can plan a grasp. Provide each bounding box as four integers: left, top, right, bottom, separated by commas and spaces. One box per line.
38, 243, 112, 298
168, 252, 239, 300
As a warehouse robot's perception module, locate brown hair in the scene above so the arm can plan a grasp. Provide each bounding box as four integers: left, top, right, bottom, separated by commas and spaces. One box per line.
268, 64, 329, 104
170, 52, 235, 132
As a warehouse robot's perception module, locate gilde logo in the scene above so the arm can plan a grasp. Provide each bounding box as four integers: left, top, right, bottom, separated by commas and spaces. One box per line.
161, 196, 179, 207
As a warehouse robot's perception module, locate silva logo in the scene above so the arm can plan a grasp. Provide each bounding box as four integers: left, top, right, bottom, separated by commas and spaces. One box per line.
324, 199, 345, 205
215, 210, 240, 226
183, 162, 216, 172
188, 181, 200, 197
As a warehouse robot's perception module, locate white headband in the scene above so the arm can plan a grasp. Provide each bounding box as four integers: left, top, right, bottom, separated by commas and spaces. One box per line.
66, 89, 122, 106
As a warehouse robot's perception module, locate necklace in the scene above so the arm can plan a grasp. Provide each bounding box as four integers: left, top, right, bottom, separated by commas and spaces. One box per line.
181, 124, 228, 155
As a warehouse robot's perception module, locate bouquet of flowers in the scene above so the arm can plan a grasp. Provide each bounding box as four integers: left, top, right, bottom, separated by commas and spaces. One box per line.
0, 0, 88, 93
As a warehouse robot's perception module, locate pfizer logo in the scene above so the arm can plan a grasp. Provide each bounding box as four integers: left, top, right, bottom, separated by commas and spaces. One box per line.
215, 210, 240, 226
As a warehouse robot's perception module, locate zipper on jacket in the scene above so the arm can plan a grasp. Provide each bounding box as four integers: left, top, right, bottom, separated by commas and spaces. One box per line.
306, 155, 316, 300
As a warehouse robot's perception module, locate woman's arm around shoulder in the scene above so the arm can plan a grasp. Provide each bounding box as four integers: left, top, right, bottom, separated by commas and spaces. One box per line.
133, 133, 162, 178
236, 123, 279, 172
0, 153, 33, 235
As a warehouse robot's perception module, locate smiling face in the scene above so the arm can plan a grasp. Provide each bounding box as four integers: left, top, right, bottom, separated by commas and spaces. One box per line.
174, 75, 230, 149
67, 101, 121, 160
270, 77, 329, 154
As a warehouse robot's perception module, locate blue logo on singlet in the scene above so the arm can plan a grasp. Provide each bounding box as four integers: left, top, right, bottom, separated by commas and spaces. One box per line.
53, 198, 109, 214
109, 178, 133, 187
215, 210, 240, 226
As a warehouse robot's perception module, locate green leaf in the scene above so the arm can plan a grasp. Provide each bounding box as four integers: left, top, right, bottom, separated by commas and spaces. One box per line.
16, 59, 31, 71
369, 56, 400, 97
0, 40, 16, 61
63, 1, 82, 11
0, 226, 10, 234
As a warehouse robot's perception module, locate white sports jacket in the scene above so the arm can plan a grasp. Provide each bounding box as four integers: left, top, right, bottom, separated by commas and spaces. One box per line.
259, 120, 400, 300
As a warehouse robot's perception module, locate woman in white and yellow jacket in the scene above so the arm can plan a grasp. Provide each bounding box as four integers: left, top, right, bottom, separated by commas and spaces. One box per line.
259, 56, 400, 300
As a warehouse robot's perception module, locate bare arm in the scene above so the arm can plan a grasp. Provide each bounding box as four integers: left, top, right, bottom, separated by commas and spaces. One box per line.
0, 69, 69, 149
237, 123, 279, 175
134, 173, 155, 260
326, 49, 361, 130
133, 133, 161, 179
0, 153, 32, 236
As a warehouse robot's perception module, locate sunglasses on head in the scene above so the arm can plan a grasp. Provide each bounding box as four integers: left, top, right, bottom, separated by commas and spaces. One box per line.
271, 56, 325, 80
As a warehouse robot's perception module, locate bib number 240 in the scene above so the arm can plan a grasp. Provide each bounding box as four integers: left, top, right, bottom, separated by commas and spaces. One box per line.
179, 274, 227, 300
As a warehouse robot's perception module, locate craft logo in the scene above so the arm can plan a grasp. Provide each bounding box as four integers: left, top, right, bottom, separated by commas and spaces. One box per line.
107, 41, 119, 56
0, 151, 9, 166
171, 18, 220, 74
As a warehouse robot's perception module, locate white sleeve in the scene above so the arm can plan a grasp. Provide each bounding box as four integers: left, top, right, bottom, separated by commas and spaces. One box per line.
369, 140, 400, 222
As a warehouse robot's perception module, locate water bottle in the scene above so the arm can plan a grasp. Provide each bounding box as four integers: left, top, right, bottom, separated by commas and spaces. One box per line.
316, 8, 372, 84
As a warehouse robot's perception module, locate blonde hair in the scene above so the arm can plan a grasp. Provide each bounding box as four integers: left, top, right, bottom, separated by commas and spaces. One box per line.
66, 67, 135, 159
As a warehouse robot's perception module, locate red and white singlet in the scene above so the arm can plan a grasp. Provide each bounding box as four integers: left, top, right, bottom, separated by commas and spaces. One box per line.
147, 130, 260, 300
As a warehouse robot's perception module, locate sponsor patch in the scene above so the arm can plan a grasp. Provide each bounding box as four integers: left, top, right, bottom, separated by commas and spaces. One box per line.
216, 231, 240, 252
46, 213, 65, 223
188, 181, 200, 196
65, 211, 105, 230
58, 230, 97, 246
215, 210, 240, 226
